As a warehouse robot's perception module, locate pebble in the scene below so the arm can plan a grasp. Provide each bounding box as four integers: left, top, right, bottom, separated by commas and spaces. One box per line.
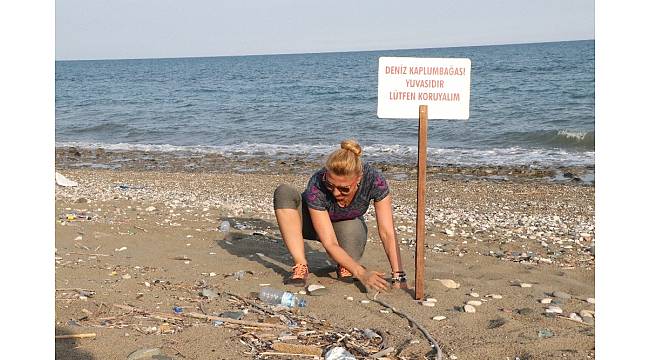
569, 312, 582, 322
580, 310, 595, 318
360, 300, 370, 304
486, 294, 503, 299
466, 300, 482, 306
121, 274, 131, 279
517, 308, 533, 316
433, 316, 447, 321
469, 292, 480, 298
422, 300, 436, 307
545, 306, 563, 314
445, 229, 455, 236
553, 291, 572, 299
436, 279, 461, 289
520, 283, 532, 288
146, 206, 156, 211
346, 296, 354, 301
298, 290, 307, 295
380, 309, 391, 314
115, 246, 127, 252
463, 304, 476, 313
538, 329, 554, 338
540, 298, 553, 304
426, 298, 438, 302
583, 316, 595, 325
74, 235, 83, 241
587, 297, 595, 304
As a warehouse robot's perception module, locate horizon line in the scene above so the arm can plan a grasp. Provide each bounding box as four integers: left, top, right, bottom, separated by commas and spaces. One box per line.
56, 38, 594, 62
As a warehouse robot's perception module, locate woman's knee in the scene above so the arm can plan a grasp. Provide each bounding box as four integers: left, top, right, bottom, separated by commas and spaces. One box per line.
333, 219, 368, 260
273, 184, 301, 210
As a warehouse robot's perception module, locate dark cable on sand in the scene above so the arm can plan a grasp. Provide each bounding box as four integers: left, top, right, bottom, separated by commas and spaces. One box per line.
370, 292, 443, 360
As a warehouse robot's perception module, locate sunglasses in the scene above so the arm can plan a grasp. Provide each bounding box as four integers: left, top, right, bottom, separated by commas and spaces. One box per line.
322, 173, 356, 195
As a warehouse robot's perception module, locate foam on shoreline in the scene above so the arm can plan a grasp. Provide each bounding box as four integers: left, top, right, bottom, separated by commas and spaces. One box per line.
55, 145, 594, 185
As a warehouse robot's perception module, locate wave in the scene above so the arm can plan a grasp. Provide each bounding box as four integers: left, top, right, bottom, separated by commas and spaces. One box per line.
499, 129, 594, 150
56, 141, 594, 168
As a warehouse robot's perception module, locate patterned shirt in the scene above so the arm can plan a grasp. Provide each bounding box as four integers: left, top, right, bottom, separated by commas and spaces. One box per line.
302, 163, 390, 222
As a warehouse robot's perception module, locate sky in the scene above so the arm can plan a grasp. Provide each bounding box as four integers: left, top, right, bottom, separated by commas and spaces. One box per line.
56, 0, 595, 60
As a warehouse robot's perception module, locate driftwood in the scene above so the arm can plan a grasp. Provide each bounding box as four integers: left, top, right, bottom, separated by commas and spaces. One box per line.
370, 294, 443, 360
55, 333, 96, 340
67, 252, 110, 257
258, 352, 319, 358
270, 343, 322, 356
113, 304, 287, 329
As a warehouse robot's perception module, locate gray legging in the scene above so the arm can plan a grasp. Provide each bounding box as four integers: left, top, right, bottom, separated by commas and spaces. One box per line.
273, 184, 367, 260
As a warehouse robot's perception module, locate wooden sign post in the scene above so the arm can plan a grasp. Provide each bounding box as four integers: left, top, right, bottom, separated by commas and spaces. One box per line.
377, 57, 471, 300
415, 105, 428, 299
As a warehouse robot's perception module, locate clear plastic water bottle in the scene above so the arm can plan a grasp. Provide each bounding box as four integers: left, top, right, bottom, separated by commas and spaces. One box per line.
219, 220, 231, 233
258, 287, 307, 308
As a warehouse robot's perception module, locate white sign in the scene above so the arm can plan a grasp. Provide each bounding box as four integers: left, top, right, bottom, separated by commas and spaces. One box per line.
377, 57, 471, 120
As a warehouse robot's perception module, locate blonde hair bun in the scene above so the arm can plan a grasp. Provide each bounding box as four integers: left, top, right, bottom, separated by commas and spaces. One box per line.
340, 139, 362, 157
326, 139, 363, 176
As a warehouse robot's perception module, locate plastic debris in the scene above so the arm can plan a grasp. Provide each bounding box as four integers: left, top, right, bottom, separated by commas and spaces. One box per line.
219, 311, 244, 320
55, 172, 78, 187
259, 287, 307, 308
126, 347, 163, 360
325, 346, 356, 360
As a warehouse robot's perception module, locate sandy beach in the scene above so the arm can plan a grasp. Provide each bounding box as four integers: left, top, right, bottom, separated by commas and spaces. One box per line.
55, 152, 595, 359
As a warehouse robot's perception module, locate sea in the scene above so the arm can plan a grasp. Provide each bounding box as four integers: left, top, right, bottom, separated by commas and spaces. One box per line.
55, 40, 594, 171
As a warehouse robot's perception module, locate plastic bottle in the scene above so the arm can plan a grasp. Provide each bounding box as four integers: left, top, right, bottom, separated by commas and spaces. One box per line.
259, 287, 307, 308
219, 220, 231, 233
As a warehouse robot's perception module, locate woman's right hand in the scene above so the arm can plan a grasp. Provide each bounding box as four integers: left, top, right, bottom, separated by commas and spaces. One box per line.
358, 269, 389, 292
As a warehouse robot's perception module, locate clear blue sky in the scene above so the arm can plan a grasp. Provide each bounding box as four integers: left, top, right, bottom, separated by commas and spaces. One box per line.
56, 0, 594, 60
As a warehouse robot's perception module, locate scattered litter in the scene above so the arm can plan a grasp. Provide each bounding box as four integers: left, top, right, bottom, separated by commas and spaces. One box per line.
219, 220, 231, 233
172, 306, 183, 314
115, 247, 127, 252
126, 347, 163, 360
60, 210, 93, 221
433, 316, 446, 321
325, 346, 356, 360
307, 284, 327, 296
55, 172, 78, 187
219, 311, 244, 320
362, 328, 381, 340
200, 288, 218, 300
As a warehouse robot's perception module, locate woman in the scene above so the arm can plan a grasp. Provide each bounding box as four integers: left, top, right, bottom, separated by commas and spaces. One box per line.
273, 139, 407, 292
